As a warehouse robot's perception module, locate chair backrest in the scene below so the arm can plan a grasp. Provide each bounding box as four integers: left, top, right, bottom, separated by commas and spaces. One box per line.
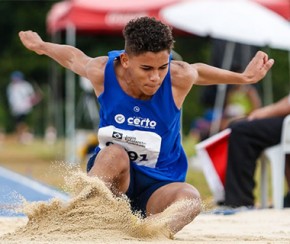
281, 114, 290, 153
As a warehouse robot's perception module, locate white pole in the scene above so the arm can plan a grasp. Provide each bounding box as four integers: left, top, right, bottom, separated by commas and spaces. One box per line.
65, 23, 77, 164
210, 41, 236, 136
262, 47, 273, 105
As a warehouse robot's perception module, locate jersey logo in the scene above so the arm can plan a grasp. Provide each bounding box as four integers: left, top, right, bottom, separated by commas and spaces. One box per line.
133, 106, 140, 112
115, 114, 125, 124
112, 131, 123, 139
114, 113, 157, 129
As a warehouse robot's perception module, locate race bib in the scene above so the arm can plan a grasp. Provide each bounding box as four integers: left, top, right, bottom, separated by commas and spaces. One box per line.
98, 126, 161, 168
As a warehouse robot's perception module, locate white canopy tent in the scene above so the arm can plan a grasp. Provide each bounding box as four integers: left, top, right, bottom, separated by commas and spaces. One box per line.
161, 0, 290, 134
161, 0, 290, 49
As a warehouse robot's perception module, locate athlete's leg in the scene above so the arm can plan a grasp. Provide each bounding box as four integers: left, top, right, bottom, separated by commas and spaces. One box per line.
88, 144, 130, 196
146, 182, 201, 235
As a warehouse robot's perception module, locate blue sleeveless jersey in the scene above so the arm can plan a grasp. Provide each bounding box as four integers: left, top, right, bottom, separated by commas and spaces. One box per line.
95, 50, 187, 182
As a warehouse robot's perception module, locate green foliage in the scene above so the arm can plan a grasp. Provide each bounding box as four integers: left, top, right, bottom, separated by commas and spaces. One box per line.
0, 2, 289, 137
268, 49, 290, 100
0, 1, 58, 133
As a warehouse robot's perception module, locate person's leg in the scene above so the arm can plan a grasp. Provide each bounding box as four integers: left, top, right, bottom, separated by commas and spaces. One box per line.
145, 182, 201, 235
87, 144, 130, 196
15, 114, 29, 142
225, 116, 284, 207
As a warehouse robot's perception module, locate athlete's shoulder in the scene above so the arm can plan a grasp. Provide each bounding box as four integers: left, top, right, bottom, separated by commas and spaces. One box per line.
170, 60, 197, 87
89, 56, 109, 68
85, 56, 109, 96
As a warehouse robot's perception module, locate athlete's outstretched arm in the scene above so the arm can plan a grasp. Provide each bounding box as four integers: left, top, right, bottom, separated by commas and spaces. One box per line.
19, 30, 92, 78
192, 51, 274, 86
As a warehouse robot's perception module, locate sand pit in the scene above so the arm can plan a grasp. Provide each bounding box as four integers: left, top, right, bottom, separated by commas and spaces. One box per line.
0, 168, 290, 243
1, 209, 290, 243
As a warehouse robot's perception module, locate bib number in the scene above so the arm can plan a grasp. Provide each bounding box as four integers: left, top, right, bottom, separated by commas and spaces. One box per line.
99, 126, 162, 168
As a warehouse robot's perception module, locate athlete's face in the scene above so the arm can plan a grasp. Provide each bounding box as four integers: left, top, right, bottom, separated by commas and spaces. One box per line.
121, 50, 170, 98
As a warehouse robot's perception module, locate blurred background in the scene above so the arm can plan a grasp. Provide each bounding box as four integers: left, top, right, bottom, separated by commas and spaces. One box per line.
1, 0, 290, 206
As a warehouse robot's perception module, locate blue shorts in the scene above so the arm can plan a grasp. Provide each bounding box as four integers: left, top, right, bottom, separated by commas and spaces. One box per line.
87, 153, 172, 217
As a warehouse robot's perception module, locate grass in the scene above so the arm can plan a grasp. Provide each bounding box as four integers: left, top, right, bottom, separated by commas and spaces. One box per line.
0, 134, 215, 206
0, 134, 274, 209
0, 135, 73, 189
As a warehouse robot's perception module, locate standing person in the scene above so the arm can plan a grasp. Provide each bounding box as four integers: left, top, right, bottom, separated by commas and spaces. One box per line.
18, 17, 273, 236
224, 94, 290, 208
6, 71, 41, 143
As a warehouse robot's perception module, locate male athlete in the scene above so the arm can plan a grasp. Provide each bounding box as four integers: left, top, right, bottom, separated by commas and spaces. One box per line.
19, 17, 274, 236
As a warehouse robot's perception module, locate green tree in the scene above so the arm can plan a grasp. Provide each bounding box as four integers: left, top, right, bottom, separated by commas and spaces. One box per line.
0, 1, 58, 134
1, 1, 289, 138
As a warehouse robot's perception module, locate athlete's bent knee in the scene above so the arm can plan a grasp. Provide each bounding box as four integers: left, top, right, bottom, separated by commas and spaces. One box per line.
176, 186, 202, 216
105, 144, 130, 171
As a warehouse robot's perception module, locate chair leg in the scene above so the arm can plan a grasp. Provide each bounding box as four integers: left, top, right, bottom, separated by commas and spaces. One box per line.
270, 153, 285, 209
260, 158, 268, 208
261, 145, 284, 209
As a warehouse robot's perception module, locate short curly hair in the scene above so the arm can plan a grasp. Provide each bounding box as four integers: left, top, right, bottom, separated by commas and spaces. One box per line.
123, 17, 174, 56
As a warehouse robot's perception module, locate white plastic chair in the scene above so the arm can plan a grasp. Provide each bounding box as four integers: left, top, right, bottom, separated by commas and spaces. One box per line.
195, 115, 290, 208
260, 114, 290, 209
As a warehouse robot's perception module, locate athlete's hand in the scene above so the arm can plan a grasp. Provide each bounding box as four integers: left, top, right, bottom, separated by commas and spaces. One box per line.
19, 31, 45, 55
242, 51, 274, 84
